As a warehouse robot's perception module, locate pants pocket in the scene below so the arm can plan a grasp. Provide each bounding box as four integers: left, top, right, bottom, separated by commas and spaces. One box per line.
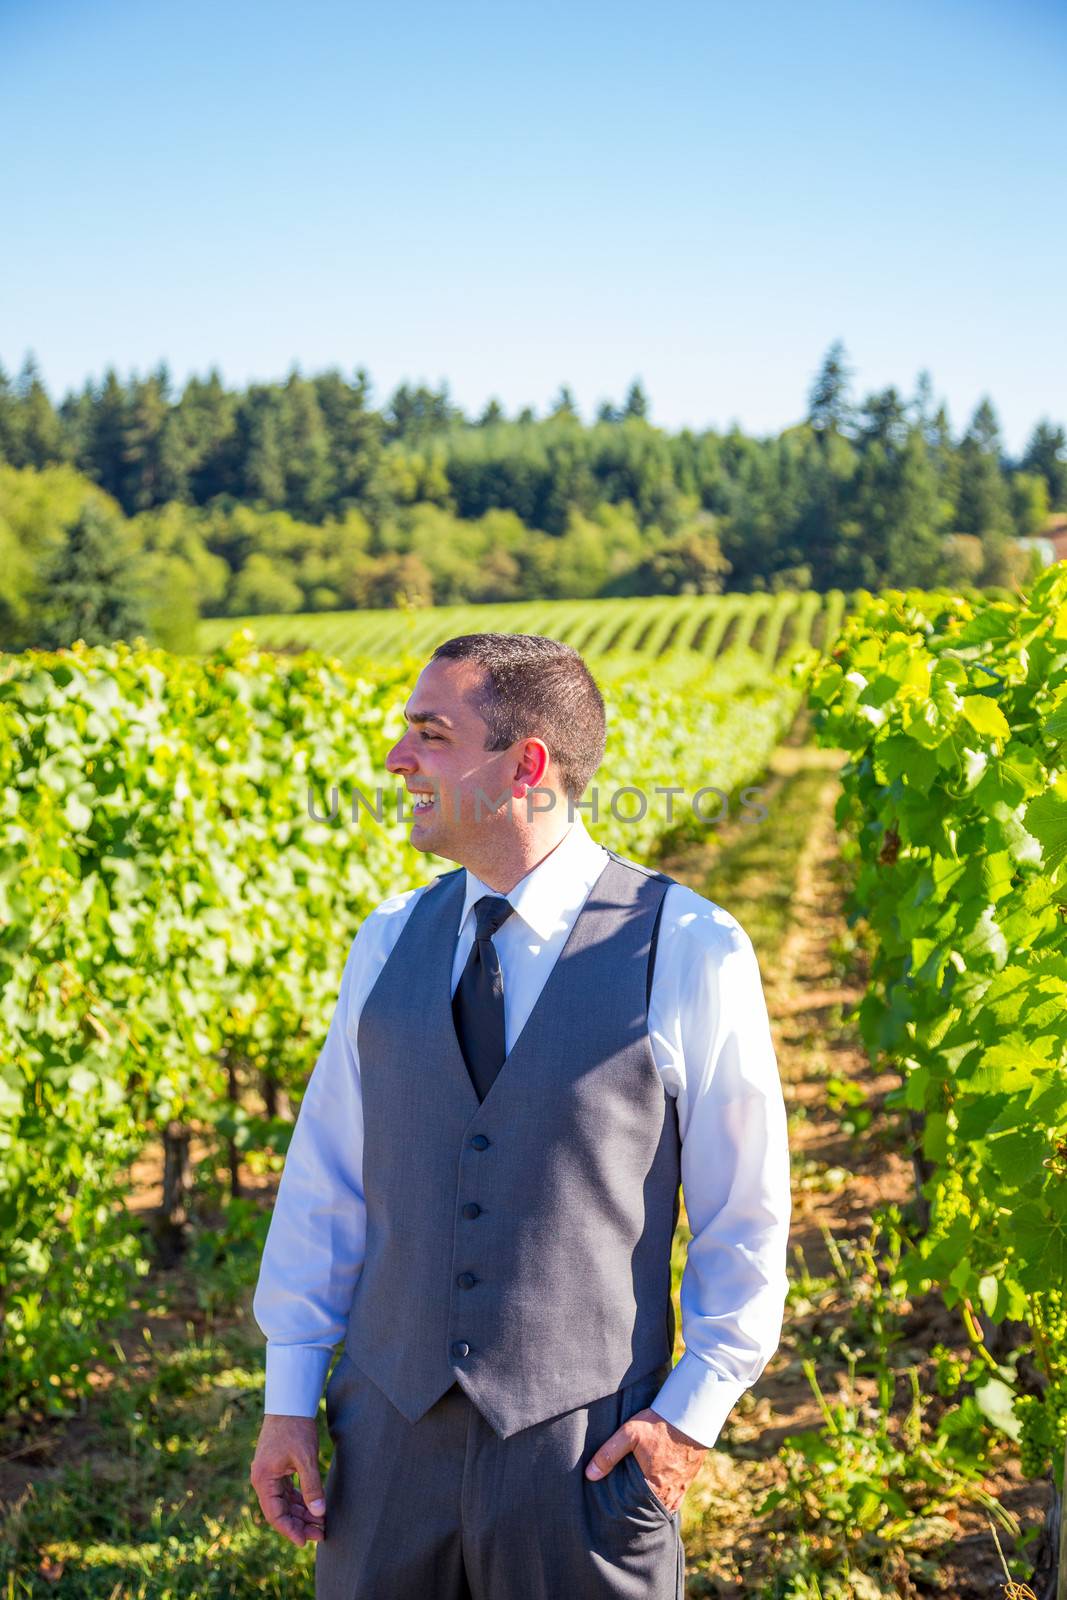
615, 1365, 677, 1525
621, 1447, 675, 1524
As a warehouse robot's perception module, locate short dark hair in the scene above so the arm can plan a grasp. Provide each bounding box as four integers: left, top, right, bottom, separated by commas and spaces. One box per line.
428, 633, 606, 803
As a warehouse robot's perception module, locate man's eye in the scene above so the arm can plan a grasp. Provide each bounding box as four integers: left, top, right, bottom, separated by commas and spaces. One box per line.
420, 731, 443, 741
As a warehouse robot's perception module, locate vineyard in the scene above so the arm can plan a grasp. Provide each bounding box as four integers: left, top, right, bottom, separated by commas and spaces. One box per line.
3, 573, 1067, 1598
197, 588, 850, 672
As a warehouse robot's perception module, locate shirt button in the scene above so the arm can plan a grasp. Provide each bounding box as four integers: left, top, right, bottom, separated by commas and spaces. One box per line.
451, 1341, 470, 1358
457, 1272, 476, 1289
462, 1203, 481, 1219
470, 1135, 490, 1150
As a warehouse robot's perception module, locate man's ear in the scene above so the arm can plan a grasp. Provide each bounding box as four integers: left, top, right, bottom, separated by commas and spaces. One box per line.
516, 737, 550, 791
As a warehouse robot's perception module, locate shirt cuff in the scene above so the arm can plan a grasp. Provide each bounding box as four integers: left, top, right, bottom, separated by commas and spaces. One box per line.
264, 1343, 335, 1417
648, 1351, 750, 1449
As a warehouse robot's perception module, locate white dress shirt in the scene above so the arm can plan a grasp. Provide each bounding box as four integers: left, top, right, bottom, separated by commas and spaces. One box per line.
252, 814, 792, 1450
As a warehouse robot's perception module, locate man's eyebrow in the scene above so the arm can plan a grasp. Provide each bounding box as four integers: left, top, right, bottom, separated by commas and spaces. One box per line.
403, 707, 454, 729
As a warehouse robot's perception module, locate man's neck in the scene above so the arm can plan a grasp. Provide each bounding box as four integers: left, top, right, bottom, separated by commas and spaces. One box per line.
455, 821, 575, 895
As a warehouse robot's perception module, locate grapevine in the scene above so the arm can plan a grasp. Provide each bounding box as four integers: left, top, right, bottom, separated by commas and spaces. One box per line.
807, 565, 1067, 1493
0, 629, 802, 1415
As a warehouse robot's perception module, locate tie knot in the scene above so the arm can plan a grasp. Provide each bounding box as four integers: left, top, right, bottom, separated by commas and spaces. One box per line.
473, 894, 514, 941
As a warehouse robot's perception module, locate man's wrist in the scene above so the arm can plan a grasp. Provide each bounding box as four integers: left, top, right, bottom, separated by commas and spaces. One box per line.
263, 1342, 334, 1417
648, 1351, 750, 1450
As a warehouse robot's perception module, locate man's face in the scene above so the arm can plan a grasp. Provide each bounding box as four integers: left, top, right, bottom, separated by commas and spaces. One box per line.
385, 656, 542, 859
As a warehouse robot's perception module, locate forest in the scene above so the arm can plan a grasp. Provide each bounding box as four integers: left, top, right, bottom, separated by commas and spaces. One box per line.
1, 339, 1064, 654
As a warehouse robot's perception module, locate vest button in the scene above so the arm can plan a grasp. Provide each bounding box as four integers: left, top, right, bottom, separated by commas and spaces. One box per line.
451, 1341, 470, 1358
457, 1272, 476, 1289
470, 1134, 490, 1150
462, 1203, 481, 1219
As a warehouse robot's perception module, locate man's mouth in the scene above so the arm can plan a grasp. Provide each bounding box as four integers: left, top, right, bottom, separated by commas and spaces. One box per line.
409, 789, 437, 814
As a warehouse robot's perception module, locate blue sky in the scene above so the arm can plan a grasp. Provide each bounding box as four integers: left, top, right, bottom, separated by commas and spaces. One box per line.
2, 0, 1064, 457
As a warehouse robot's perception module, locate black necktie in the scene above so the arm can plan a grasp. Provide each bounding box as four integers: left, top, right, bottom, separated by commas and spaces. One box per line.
452, 895, 515, 1102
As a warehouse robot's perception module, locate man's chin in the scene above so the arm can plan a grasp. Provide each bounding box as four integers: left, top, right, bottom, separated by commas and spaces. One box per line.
409, 810, 443, 845
409, 809, 469, 861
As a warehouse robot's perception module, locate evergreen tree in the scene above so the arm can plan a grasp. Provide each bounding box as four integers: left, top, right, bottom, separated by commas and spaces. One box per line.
1020, 419, 1067, 509
925, 401, 960, 532
1010, 470, 1050, 538
719, 435, 808, 586
89, 368, 131, 505
623, 380, 649, 421
17, 355, 65, 469
859, 418, 946, 587
956, 399, 1013, 534
175, 368, 241, 502
123, 367, 179, 510
280, 369, 335, 519
858, 385, 910, 451
36, 501, 149, 648
312, 366, 382, 508
912, 368, 936, 439
238, 386, 288, 505
956, 398, 1015, 582
0, 362, 25, 464
795, 425, 862, 588
540, 429, 598, 532
384, 381, 463, 443
549, 385, 579, 420
477, 397, 506, 427
58, 379, 97, 474
807, 339, 856, 437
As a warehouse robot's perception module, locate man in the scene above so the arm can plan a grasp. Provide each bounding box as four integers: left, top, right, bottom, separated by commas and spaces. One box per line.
250, 632, 792, 1599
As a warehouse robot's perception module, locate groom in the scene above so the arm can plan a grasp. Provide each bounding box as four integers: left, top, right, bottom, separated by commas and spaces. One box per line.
250, 631, 791, 1598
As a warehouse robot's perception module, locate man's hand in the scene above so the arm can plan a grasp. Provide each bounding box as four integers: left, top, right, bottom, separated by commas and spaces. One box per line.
250, 1414, 327, 1547
584, 1405, 707, 1514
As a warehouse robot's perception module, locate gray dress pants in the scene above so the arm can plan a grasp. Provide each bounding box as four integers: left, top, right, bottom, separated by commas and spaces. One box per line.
315, 1353, 686, 1599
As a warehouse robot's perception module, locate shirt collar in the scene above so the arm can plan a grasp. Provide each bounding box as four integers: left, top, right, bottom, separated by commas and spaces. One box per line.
458, 814, 609, 944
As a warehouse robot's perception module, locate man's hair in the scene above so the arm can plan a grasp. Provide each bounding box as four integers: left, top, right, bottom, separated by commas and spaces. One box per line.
428, 633, 607, 803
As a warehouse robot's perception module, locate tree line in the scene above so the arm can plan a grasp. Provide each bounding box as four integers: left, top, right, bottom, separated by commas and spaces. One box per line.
0, 340, 1063, 650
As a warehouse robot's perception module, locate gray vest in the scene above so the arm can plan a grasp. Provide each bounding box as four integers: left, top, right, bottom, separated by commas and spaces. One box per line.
342, 848, 682, 1438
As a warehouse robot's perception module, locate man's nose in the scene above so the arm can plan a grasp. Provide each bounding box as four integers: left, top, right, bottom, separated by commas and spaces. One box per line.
385, 735, 416, 774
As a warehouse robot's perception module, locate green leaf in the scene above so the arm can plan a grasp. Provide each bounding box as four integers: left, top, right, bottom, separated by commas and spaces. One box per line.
985, 801, 1044, 868
924, 1111, 950, 1163
957, 903, 1008, 969
981, 850, 1016, 903
983, 1125, 1051, 1188
974, 743, 1048, 810
63, 794, 93, 833
948, 1255, 974, 1291
976, 1374, 1022, 1440
978, 1274, 999, 1317
1024, 779, 1067, 878
1011, 1195, 1067, 1291
960, 695, 1010, 739
968, 1037, 1056, 1094
876, 736, 939, 792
